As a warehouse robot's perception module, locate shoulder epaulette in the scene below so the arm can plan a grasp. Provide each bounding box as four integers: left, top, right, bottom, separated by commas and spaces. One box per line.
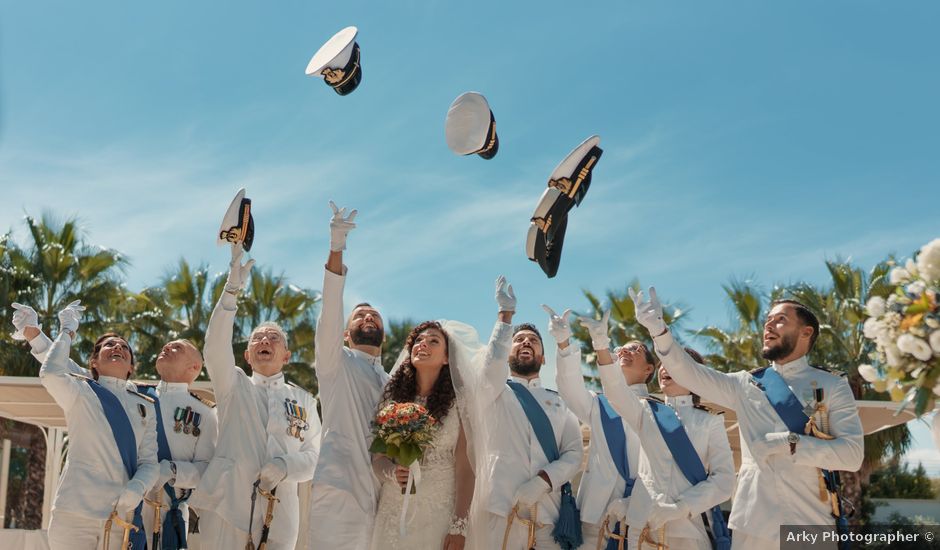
811, 365, 847, 377
642, 395, 664, 404
545, 388, 558, 395
68, 372, 94, 382
748, 366, 769, 376
127, 388, 155, 403
285, 380, 314, 397
190, 391, 216, 408
694, 403, 724, 415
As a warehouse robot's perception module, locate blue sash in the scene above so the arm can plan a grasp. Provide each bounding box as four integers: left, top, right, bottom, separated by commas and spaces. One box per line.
751, 367, 850, 547
84, 379, 148, 549
648, 400, 731, 550
597, 395, 633, 550
507, 381, 583, 550
137, 385, 191, 550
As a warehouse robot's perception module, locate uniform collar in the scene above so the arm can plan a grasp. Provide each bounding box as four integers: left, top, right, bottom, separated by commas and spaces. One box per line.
158, 381, 189, 393
350, 348, 383, 367
773, 355, 810, 375
251, 371, 285, 387
509, 375, 542, 388
666, 394, 694, 408
98, 376, 127, 392
629, 383, 649, 397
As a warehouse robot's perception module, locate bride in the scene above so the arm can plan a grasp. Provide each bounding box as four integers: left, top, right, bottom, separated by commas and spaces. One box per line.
370, 320, 478, 550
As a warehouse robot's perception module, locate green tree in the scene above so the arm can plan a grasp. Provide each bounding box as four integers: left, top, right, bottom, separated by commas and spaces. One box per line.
693, 278, 777, 372
382, 318, 417, 373
867, 458, 935, 499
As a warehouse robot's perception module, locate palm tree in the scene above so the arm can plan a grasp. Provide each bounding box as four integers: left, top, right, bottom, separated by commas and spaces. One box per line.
571, 281, 688, 387
382, 318, 417, 373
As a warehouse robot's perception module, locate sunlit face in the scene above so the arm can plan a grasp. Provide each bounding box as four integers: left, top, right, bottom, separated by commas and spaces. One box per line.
92, 337, 134, 379
155, 340, 202, 383
346, 306, 385, 347
509, 330, 544, 376
658, 365, 690, 397
761, 303, 808, 361
244, 326, 290, 374
410, 328, 449, 371
615, 342, 654, 385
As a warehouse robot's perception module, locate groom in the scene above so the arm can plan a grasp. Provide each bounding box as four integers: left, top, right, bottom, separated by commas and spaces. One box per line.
478, 276, 583, 549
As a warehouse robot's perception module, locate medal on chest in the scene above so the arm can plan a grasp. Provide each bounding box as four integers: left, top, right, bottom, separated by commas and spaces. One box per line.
173, 406, 202, 437
284, 398, 310, 442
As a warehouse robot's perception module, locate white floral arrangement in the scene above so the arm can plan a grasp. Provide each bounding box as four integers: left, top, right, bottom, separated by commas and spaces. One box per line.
859, 237, 940, 416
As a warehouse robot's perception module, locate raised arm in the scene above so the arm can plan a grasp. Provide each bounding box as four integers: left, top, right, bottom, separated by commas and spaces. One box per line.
479, 276, 515, 402
793, 379, 864, 471
596, 360, 646, 432
315, 201, 358, 377
631, 287, 740, 409
675, 414, 735, 515
38, 302, 88, 412
13, 302, 87, 375
545, 305, 594, 422
204, 245, 254, 399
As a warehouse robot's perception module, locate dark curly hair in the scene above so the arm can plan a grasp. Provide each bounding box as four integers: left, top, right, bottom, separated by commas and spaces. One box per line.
380, 321, 456, 422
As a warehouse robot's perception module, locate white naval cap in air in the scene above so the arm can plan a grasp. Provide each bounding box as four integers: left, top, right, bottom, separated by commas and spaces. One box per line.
444, 92, 499, 159
526, 135, 603, 278
217, 188, 255, 251
305, 26, 362, 96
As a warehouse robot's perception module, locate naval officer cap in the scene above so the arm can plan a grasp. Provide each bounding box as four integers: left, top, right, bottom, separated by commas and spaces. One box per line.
526, 135, 603, 278
445, 92, 499, 159
306, 26, 362, 96
218, 188, 255, 251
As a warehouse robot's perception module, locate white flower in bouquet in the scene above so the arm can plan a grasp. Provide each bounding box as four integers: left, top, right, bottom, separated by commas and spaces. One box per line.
866, 296, 886, 317
884, 344, 904, 368
897, 333, 933, 362
906, 280, 927, 297
863, 317, 883, 339
890, 267, 911, 285
857, 364, 879, 383
917, 238, 940, 283
930, 330, 940, 354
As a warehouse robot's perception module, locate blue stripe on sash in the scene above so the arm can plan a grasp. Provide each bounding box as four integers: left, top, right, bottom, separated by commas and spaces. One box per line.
648, 399, 731, 550
83, 378, 147, 549
597, 394, 633, 550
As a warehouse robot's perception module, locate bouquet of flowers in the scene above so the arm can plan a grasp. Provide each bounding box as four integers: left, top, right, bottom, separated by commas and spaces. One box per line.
369, 401, 439, 493
859, 238, 940, 416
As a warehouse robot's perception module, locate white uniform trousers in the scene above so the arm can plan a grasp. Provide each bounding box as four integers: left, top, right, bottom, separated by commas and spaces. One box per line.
626, 528, 710, 550
48, 509, 130, 550
581, 521, 601, 550
489, 511, 562, 550
204, 512, 294, 550
307, 483, 373, 550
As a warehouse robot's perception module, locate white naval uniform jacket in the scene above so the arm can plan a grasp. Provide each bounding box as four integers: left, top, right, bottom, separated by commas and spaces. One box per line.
138, 382, 218, 528
554, 345, 648, 525
191, 298, 321, 545
479, 322, 584, 523
653, 330, 864, 542
311, 268, 389, 514
39, 333, 160, 520
599, 359, 735, 539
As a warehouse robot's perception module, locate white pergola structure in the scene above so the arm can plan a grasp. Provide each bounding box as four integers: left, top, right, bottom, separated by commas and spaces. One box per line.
0, 376, 215, 529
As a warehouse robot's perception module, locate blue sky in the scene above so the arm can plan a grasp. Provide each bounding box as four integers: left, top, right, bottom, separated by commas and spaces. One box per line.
2, 1, 939, 469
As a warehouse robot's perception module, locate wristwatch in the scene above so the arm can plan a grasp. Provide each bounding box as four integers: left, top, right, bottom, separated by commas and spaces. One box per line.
787, 432, 800, 455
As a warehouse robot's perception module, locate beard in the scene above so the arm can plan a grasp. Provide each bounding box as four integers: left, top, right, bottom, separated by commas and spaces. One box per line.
350, 325, 384, 347
509, 354, 541, 377
761, 332, 797, 362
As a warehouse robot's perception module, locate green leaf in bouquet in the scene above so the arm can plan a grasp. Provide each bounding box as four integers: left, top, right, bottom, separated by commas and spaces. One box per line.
369, 438, 388, 454
385, 443, 401, 460
914, 386, 933, 417
398, 443, 422, 467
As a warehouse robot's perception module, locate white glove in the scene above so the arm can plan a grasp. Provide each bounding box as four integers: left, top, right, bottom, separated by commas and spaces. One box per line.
749, 431, 791, 460
578, 310, 611, 351
56, 300, 85, 335
328, 200, 357, 252
495, 275, 516, 313
157, 460, 176, 487
11, 302, 41, 341
224, 245, 256, 295
260, 457, 287, 490
628, 286, 666, 336
513, 475, 550, 506
542, 305, 572, 344
646, 497, 688, 530
116, 480, 146, 513
604, 498, 629, 522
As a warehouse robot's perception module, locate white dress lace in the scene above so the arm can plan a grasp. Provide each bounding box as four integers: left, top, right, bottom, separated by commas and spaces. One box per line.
370, 398, 461, 550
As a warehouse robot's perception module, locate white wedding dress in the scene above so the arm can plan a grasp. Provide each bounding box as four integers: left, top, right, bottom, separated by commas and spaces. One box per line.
370, 398, 461, 550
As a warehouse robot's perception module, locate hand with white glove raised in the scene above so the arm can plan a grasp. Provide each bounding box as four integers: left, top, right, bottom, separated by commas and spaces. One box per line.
259, 457, 288, 491
115, 479, 146, 513
223, 245, 255, 297
11, 302, 41, 341
56, 300, 85, 337
578, 309, 611, 351
604, 497, 630, 523
495, 275, 516, 314
328, 200, 357, 252
542, 304, 572, 345
513, 474, 550, 507
646, 497, 689, 530
628, 287, 666, 337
